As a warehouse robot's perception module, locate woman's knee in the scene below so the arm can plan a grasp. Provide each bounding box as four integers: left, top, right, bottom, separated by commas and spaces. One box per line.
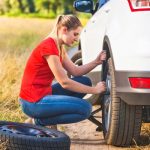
81, 101, 92, 118
71, 99, 92, 119
35, 101, 92, 126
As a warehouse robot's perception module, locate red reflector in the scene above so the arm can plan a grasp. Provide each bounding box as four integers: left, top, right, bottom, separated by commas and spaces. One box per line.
129, 77, 150, 89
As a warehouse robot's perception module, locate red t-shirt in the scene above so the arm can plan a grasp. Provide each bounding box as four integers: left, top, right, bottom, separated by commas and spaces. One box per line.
19, 37, 61, 102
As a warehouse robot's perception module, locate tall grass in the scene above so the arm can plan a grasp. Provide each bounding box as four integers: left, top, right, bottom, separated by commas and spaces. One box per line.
0, 17, 54, 122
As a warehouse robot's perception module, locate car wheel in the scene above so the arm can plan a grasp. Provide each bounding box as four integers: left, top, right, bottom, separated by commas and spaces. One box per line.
102, 58, 142, 146
67, 51, 82, 78
0, 121, 70, 150
71, 51, 82, 66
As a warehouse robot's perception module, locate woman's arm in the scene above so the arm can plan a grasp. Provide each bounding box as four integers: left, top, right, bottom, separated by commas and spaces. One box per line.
62, 50, 106, 76
45, 55, 106, 94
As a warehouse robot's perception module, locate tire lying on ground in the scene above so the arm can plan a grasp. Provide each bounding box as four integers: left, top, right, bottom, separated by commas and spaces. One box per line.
101, 58, 142, 146
0, 121, 70, 150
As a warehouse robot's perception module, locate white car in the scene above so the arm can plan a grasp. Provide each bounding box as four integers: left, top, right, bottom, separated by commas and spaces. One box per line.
73, 0, 150, 147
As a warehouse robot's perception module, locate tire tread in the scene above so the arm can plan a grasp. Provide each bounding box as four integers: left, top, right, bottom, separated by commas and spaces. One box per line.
102, 58, 142, 146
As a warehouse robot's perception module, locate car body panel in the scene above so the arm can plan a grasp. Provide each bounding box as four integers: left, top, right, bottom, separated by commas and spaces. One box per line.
115, 71, 150, 105
78, 0, 150, 105
81, 0, 150, 71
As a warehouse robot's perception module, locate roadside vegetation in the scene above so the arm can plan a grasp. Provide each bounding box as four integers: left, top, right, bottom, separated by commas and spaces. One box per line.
0, 0, 92, 19
0, 17, 149, 149
0, 0, 75, 18
0, 17, 53, 122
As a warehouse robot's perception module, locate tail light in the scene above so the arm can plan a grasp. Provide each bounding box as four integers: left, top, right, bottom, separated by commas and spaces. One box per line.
128, 0, 150, 11
129, 77, 150, 89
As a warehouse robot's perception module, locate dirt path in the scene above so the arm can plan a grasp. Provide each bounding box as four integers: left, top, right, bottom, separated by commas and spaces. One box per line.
59, 106, 128, 150
60, 118, 126, 150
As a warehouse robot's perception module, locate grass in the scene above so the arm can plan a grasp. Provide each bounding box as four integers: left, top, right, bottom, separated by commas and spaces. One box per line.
0, 17, 55, 123
0, 140, 7, 150
0, 17, 149, 149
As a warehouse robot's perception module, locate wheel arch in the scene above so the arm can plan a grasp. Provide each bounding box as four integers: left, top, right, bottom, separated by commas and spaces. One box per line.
101, 36, 115, 81
102, 36, 113, 65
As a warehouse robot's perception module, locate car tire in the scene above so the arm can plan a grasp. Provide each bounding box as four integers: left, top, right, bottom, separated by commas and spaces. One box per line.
0, 121, 70, 150
67, 51, 82, 78
102, 58, 142, 146
71, 51, 82, 65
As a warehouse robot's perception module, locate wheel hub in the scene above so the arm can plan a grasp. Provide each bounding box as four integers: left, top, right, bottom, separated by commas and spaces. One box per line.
0, 125, 58, 138
104, 74, 111, 131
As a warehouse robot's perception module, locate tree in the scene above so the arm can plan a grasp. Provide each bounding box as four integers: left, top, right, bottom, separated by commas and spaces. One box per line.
61, 0, 75, 14
0, 0, 78, 17
26, 0, 35, 13
50, 0, 61, 15
42, 0, 50, 13
4, 0, 12, 12
17, 0, 25, 12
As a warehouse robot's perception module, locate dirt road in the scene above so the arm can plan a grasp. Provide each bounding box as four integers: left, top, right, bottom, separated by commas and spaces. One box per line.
59, 106, 129, 150
58, 104, 150, 150
60, 118, 127, 150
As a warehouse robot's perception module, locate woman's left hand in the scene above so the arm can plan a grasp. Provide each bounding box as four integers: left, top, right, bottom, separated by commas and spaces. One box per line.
94, 50, 106, 65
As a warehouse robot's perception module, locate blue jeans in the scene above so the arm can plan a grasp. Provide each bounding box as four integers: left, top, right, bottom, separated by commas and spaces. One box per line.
19, 76, 92, 126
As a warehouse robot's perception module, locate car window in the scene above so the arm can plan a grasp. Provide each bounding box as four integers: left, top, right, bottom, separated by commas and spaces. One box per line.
97, 0, 109, 8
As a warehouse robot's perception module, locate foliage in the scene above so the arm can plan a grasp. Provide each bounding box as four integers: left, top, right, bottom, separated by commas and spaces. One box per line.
0, 0, 78, 17
0, 17, 53, 122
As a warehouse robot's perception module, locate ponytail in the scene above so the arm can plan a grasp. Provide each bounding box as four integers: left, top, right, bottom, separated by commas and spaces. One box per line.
48, 14, 82, 59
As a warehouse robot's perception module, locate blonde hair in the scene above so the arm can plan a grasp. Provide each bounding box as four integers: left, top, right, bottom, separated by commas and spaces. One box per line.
49, 14, 82, 59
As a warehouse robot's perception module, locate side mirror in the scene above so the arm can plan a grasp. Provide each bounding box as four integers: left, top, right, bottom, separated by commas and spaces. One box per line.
73, 0, 94, 14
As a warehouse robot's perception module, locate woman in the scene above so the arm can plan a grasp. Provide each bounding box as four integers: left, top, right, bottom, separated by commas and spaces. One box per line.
19, 14, 106, 128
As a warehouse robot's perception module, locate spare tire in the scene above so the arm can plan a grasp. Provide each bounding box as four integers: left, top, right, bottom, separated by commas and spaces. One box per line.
0, 121, 70, 150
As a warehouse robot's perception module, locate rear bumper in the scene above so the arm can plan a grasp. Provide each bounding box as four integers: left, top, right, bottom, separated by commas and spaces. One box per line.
115, 71, 150, 105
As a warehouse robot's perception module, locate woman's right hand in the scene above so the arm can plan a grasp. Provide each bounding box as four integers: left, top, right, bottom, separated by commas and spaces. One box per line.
95, 81, 106, 94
